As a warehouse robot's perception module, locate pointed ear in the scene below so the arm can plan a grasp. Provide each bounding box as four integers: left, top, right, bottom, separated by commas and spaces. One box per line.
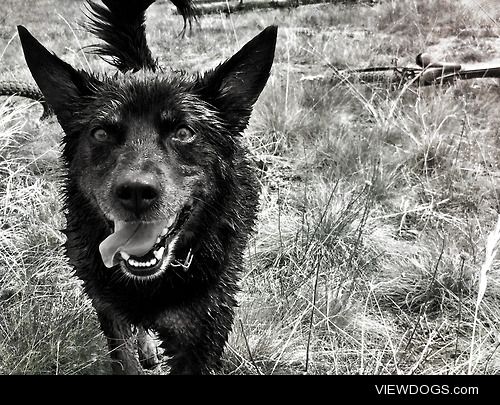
17, 25, 96, 125
198, 26, 278, 133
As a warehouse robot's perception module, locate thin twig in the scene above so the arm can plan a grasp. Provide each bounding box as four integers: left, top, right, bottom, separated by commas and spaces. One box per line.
238, 319, 262, 375
453, 255, 465, 370
404, 239, 445, 360
305, 253, 321, 373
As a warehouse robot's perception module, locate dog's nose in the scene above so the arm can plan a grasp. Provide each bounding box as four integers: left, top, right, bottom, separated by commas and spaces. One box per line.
114, 174, 160, 214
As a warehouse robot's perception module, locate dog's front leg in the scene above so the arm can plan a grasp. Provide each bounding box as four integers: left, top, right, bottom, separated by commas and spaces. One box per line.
96, 309, 143, 375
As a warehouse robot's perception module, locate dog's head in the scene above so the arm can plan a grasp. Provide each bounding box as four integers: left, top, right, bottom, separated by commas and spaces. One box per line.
18, 18, 277, 280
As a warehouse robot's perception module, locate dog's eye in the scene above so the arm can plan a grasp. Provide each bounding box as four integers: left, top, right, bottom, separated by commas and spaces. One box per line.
92, 128, 111, 143
172, 127, 196, 143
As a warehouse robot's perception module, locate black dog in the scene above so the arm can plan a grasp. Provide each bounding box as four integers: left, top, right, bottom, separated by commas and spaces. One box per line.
18, 0, 277, 374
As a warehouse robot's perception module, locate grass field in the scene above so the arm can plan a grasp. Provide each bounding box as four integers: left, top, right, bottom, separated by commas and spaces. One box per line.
0, 0, 499, 374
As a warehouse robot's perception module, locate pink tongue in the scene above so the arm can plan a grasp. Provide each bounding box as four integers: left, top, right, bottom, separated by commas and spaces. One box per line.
99, 221, 168, 268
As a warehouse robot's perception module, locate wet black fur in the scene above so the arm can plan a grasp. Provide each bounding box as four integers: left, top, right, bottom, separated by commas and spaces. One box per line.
18, 1, 276, 374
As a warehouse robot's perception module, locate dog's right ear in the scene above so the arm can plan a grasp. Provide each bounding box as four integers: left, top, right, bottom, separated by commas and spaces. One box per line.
18, 26, 96, 124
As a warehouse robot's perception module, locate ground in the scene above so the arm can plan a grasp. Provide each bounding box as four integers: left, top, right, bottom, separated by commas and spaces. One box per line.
0, 0, 499, 374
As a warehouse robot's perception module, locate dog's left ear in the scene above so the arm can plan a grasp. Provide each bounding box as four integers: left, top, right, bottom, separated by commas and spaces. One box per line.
198, 26, 278, 133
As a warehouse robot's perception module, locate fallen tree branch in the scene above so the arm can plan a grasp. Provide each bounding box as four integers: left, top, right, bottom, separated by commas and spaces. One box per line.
0, 80, 52, 118
301, 53, 500, 88
2, 53, 499, 121
194, 0, 296, 15
186, 0, 375, 16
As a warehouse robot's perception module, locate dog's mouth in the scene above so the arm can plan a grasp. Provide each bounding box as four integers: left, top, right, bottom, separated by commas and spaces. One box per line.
99, 204, 193, 278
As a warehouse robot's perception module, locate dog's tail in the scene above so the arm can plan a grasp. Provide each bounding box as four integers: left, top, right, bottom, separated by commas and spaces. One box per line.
85, 0, 197, 73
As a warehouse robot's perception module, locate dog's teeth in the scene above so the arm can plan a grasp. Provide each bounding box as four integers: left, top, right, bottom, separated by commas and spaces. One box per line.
125, 236, 171, 271
154, 247, 165, 260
